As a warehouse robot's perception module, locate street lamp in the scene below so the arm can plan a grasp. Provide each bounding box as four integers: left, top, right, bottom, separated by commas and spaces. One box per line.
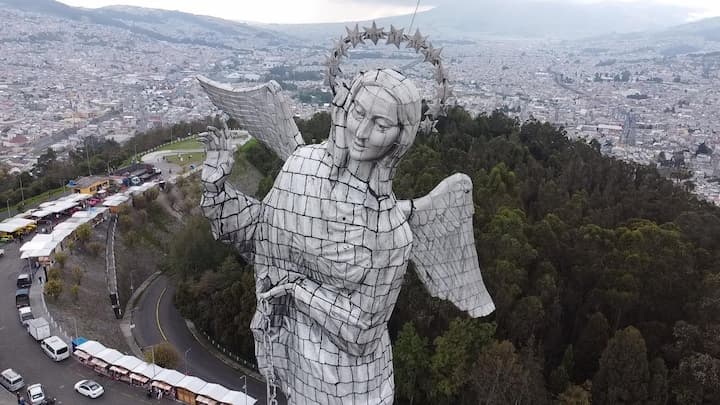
141, 345, 159, 378
239, 375, 248, 405
18, 175, 24, 204
184, 348, 191, 375
6, 199, 10, 219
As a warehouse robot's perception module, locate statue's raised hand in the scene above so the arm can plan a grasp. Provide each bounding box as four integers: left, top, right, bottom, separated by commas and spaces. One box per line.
200, 116, 235, 193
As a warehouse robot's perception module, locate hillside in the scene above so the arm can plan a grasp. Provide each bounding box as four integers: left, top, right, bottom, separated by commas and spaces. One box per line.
0, 0, 294, 49
167, 109, 720, 404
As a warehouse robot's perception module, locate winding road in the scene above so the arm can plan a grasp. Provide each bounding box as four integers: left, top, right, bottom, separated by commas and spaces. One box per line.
132, 274, 279, 404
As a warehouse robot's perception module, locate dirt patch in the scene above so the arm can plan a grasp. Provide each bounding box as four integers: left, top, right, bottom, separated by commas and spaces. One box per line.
46, 220, 131, 352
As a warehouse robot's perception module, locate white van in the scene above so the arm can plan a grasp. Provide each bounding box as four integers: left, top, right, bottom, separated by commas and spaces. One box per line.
40, 336, 70, 362
0, 368, 25, 391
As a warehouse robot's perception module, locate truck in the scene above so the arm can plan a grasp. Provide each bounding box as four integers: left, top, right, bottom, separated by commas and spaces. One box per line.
26, 317, 50, 341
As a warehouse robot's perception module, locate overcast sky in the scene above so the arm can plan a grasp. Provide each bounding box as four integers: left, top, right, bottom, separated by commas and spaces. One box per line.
56, 0, 720, 24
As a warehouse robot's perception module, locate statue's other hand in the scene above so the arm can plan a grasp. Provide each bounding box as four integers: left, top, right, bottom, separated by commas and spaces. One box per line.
258, 282, 296, 302
199, 118, 235, 192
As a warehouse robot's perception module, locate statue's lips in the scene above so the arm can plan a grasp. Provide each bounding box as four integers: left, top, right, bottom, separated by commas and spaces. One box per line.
352, 141, 366, 150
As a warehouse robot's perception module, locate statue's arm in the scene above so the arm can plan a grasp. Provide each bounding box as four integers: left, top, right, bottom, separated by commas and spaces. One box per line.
200, 127, 261, 256
292, 272, 400, 356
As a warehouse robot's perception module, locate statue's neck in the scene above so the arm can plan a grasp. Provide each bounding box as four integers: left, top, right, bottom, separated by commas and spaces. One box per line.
346, 159, 375, 183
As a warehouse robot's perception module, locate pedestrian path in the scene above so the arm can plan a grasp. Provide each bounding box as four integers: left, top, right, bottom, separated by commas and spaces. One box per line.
0, 389, 16, 405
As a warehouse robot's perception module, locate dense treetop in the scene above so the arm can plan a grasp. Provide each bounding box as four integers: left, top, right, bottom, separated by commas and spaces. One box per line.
169, 107, 720, 404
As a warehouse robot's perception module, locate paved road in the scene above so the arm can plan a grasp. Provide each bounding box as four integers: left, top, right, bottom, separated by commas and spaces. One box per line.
141, 150, 200, 181
133, 274, 276, 404
0, 242, 175, 404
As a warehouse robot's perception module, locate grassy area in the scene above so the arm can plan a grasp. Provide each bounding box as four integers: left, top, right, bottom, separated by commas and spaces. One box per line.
10, 185, 69, 213
166, 152, 206, 168
157, 138, 202, 151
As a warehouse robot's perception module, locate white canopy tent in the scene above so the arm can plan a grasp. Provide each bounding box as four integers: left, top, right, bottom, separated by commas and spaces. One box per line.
103, 195, 130, 207
197, 383, 230, 404
0, 218, 36, 233
94, 348, 124, 365
153, 369, 185, 386
220, 390, 257, 405
75, 340, 107, 357
176, 375, 208, 394
19, 234, 58, 259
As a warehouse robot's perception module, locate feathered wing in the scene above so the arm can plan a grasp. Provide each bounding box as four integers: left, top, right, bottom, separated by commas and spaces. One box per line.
197, 76, 305, 160
405, 173, 495, 318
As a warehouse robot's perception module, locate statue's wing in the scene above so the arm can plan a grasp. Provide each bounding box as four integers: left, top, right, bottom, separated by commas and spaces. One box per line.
405, 173, 495, 318
197, 76, 305, 160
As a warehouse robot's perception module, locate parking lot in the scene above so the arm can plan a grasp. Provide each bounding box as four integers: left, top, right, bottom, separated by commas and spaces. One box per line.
0, 242, 175, 404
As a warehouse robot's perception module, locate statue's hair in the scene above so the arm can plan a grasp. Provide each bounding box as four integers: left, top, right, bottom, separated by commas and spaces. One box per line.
328, 69, 422, 200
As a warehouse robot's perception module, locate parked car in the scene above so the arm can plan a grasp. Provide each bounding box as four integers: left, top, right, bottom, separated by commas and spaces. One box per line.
17, 273, 32, 289
40, 336, 69, 362
15, 288, 30, 308
0, 368, 24, 392
18, 306, 33, 326
74, 380, 104, 399
26, 383, 45, 405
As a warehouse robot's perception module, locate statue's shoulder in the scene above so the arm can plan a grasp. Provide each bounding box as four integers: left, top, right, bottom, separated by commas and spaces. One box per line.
281, 143, 332, 176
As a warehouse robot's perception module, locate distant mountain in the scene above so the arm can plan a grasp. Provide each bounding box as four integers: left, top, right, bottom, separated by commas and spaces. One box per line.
0, 0, 295, 49
662, 17, 720, 42
257, 0, 694, 41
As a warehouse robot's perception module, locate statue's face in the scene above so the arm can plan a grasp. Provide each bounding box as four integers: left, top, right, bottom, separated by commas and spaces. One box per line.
346, 85, 401, 162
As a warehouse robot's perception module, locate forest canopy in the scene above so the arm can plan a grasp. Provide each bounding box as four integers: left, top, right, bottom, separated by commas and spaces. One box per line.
171, 108, 720, 405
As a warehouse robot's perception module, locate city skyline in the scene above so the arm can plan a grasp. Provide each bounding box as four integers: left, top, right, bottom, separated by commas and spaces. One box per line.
54, 0, 720, 24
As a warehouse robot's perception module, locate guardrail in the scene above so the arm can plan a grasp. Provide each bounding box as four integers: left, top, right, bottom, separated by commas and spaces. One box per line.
105, 215, 121, 318
199, 329, 259, 372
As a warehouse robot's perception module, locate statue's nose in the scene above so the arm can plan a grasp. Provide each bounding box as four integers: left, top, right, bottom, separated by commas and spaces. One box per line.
356, 118, 372, 140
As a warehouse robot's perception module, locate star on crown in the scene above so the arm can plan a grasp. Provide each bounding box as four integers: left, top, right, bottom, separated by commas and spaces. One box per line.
363, 21, 386, 45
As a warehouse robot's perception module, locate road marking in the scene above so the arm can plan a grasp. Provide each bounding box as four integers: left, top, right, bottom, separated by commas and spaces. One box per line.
156, 286, 168, 341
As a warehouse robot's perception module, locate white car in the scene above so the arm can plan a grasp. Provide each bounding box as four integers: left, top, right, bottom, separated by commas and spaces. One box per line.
26, 383, 45, 405
74, 379, 104, 398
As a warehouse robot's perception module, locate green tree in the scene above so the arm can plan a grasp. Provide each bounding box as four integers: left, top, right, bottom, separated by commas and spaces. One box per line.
145, 342, 180, 369
592, 326, 650, 405
472, 340, 548, 405
431, 319, 495, 402
54, 252, 68, 269
75, 223, 92, 245
48, 267, 62, 280
393, 322, 431, 405
574, 312, 610, 382
44, 279, 63, 300
558, 384, 592, 405
648, 357, 669, 405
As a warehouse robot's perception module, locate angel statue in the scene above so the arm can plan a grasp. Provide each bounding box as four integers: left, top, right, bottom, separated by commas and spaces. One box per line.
197, 23, 494, 405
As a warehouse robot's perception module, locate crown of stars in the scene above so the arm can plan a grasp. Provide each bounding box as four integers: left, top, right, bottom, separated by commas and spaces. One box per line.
325, 21, 453, 134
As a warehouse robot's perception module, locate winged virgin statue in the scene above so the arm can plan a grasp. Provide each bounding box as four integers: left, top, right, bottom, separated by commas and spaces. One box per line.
197, 24, 494, 405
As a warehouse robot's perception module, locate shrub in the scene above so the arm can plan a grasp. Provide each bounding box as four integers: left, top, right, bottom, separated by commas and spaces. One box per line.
75, 223, 92, 244
72, 266, 83, 285
44, 279, 63, 300
54, 252, 68, 269
70, 284, 79, 302
144, 342, 180, 369
48, 267, 62, 280
87, 242, 103, 258
144, 187, 159, 201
